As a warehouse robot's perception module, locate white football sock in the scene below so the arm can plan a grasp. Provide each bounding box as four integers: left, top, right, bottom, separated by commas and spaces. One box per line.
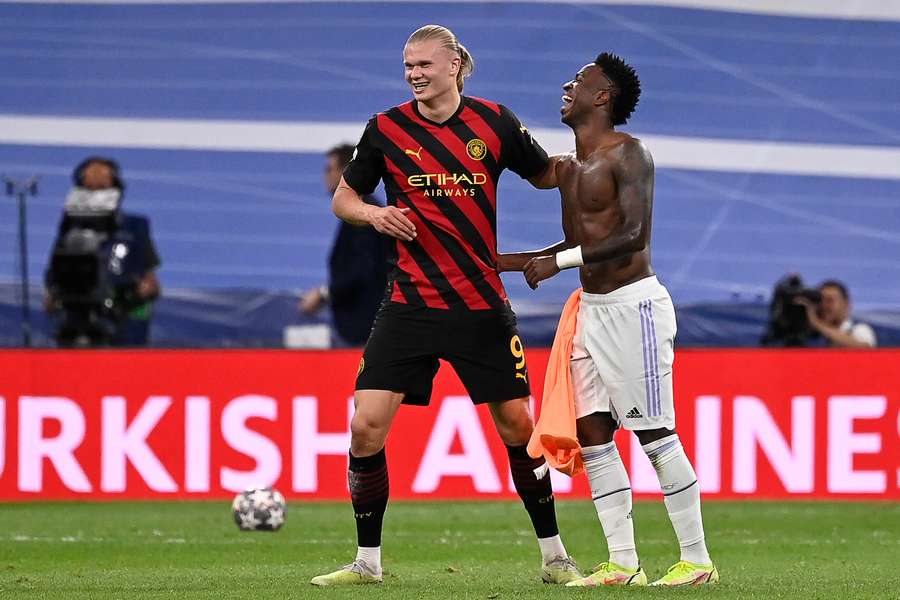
642, 434, 711, 566
355, 546, 382, 574
582, 441, 639, 570
537, 534, 567, 563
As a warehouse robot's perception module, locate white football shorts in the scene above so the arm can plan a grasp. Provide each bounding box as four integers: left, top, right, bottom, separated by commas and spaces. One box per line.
571, 275, 676, 430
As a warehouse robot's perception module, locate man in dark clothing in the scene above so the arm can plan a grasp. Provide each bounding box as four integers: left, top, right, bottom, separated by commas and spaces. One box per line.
300, 144, 387, 346
46, 157, 161, 347
111, 213, 160, 345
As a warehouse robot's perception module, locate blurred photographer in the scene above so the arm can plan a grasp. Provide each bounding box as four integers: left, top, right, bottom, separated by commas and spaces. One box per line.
299, 144, 386, 346
45, 157, 161, 347
794, 280, 877, 348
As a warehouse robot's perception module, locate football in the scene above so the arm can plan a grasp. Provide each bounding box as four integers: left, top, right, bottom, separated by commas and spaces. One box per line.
231, 486, 287, 531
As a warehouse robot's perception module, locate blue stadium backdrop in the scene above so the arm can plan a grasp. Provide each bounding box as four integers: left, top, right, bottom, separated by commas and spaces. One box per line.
1, 0, 899, 346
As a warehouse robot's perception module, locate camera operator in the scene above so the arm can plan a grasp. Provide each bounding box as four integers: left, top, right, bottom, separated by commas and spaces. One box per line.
794, 280, 877, 348
44, 157, 161, 347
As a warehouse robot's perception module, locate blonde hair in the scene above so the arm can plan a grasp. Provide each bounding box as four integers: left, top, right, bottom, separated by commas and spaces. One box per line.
406, 24, 474, 92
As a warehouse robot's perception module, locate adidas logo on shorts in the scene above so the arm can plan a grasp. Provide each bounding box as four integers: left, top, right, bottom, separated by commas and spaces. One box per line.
625, 406, 643, 419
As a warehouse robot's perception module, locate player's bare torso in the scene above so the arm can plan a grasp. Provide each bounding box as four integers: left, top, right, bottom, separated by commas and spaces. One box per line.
556, 132, 654, 294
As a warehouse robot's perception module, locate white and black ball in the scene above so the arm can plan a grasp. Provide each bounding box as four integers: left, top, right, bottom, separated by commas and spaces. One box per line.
232, 486, 287, 531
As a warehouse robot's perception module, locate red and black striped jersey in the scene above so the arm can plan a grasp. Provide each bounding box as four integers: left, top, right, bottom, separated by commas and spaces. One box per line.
343, 96, 549, 310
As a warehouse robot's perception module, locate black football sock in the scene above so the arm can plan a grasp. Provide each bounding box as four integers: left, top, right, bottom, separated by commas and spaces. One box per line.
348, 447, 389, 548
506, 444, 559, 539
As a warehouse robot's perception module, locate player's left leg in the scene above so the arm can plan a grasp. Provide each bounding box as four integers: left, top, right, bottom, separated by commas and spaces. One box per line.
488, 398, 581, 584
446, 304, 579, 583
635, 427, 717, 586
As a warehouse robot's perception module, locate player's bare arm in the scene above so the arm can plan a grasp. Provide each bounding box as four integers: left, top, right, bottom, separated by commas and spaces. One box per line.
501, 154, 578, 272
332, 176, 417, 241
498, 240, 568, 273
527, 154, 568, 189
524, 138, 653, 289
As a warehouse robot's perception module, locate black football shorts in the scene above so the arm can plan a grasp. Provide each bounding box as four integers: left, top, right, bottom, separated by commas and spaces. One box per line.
355, 301, 531, 405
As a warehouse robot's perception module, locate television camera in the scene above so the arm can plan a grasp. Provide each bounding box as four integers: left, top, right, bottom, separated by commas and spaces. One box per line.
760, 274, 823, 347
46, 187, 145, 346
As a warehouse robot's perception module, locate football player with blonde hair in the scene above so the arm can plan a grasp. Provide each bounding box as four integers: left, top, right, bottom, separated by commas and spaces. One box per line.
310, 24, 580, 587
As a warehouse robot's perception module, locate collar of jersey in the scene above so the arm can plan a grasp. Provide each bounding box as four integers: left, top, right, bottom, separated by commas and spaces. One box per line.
412, 97, 465, 127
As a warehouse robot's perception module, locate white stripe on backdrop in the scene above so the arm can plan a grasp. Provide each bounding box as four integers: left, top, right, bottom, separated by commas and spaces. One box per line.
2, 114, 899, 180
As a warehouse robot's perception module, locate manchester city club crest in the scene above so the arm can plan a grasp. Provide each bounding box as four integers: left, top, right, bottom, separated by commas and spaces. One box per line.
466, 138, 487, 161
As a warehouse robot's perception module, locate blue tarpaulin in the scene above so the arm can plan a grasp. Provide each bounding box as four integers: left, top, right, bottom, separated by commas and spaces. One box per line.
3, 284, 897, 349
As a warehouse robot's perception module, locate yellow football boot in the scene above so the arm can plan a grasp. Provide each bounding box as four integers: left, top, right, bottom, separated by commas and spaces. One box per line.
650, 560, 719, 586
541, 555, 583, 584
566, 561, 647, 586
310, 560, 383, 586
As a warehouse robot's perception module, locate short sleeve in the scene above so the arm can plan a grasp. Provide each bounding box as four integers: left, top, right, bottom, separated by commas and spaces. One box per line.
343, 118, 385, 195
851, 322, 877, 347
499, 104, 550, 179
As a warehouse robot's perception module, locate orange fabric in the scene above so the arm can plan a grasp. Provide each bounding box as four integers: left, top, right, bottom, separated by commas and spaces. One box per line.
527, 288, 583, 477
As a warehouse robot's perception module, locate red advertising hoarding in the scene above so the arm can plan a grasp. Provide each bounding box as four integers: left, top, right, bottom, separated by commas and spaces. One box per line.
0, 349, 897, 500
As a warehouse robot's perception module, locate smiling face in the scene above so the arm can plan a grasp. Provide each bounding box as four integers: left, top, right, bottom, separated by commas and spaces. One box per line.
403, 38, 460, 103
561, 63, 614, 126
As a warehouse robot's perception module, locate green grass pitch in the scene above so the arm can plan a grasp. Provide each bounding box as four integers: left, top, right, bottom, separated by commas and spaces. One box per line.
1, 500, 898, 599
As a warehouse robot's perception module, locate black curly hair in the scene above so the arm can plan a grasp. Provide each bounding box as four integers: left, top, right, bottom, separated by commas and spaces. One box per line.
594, 52, 640, 126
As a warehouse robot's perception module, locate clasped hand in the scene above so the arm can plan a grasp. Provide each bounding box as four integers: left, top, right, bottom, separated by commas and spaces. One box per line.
523, 256, 560, 289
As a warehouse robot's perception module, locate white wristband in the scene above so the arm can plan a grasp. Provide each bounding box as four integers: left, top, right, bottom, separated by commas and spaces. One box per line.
555, 246, 584, 270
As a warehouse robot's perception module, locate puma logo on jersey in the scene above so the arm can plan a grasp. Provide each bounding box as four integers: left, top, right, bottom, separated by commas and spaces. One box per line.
405, 146, 423, 160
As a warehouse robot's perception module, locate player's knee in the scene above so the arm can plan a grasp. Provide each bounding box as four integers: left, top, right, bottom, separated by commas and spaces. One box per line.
498, 427, 531, 446
576, 412, 616, 446
350, 412, 389, 451
635, 427, 676, 447
494, 411, 533, 446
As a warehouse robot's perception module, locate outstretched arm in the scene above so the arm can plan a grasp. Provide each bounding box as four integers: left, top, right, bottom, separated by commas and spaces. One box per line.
527, 155, 567, 189
497, 240, 569, 273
